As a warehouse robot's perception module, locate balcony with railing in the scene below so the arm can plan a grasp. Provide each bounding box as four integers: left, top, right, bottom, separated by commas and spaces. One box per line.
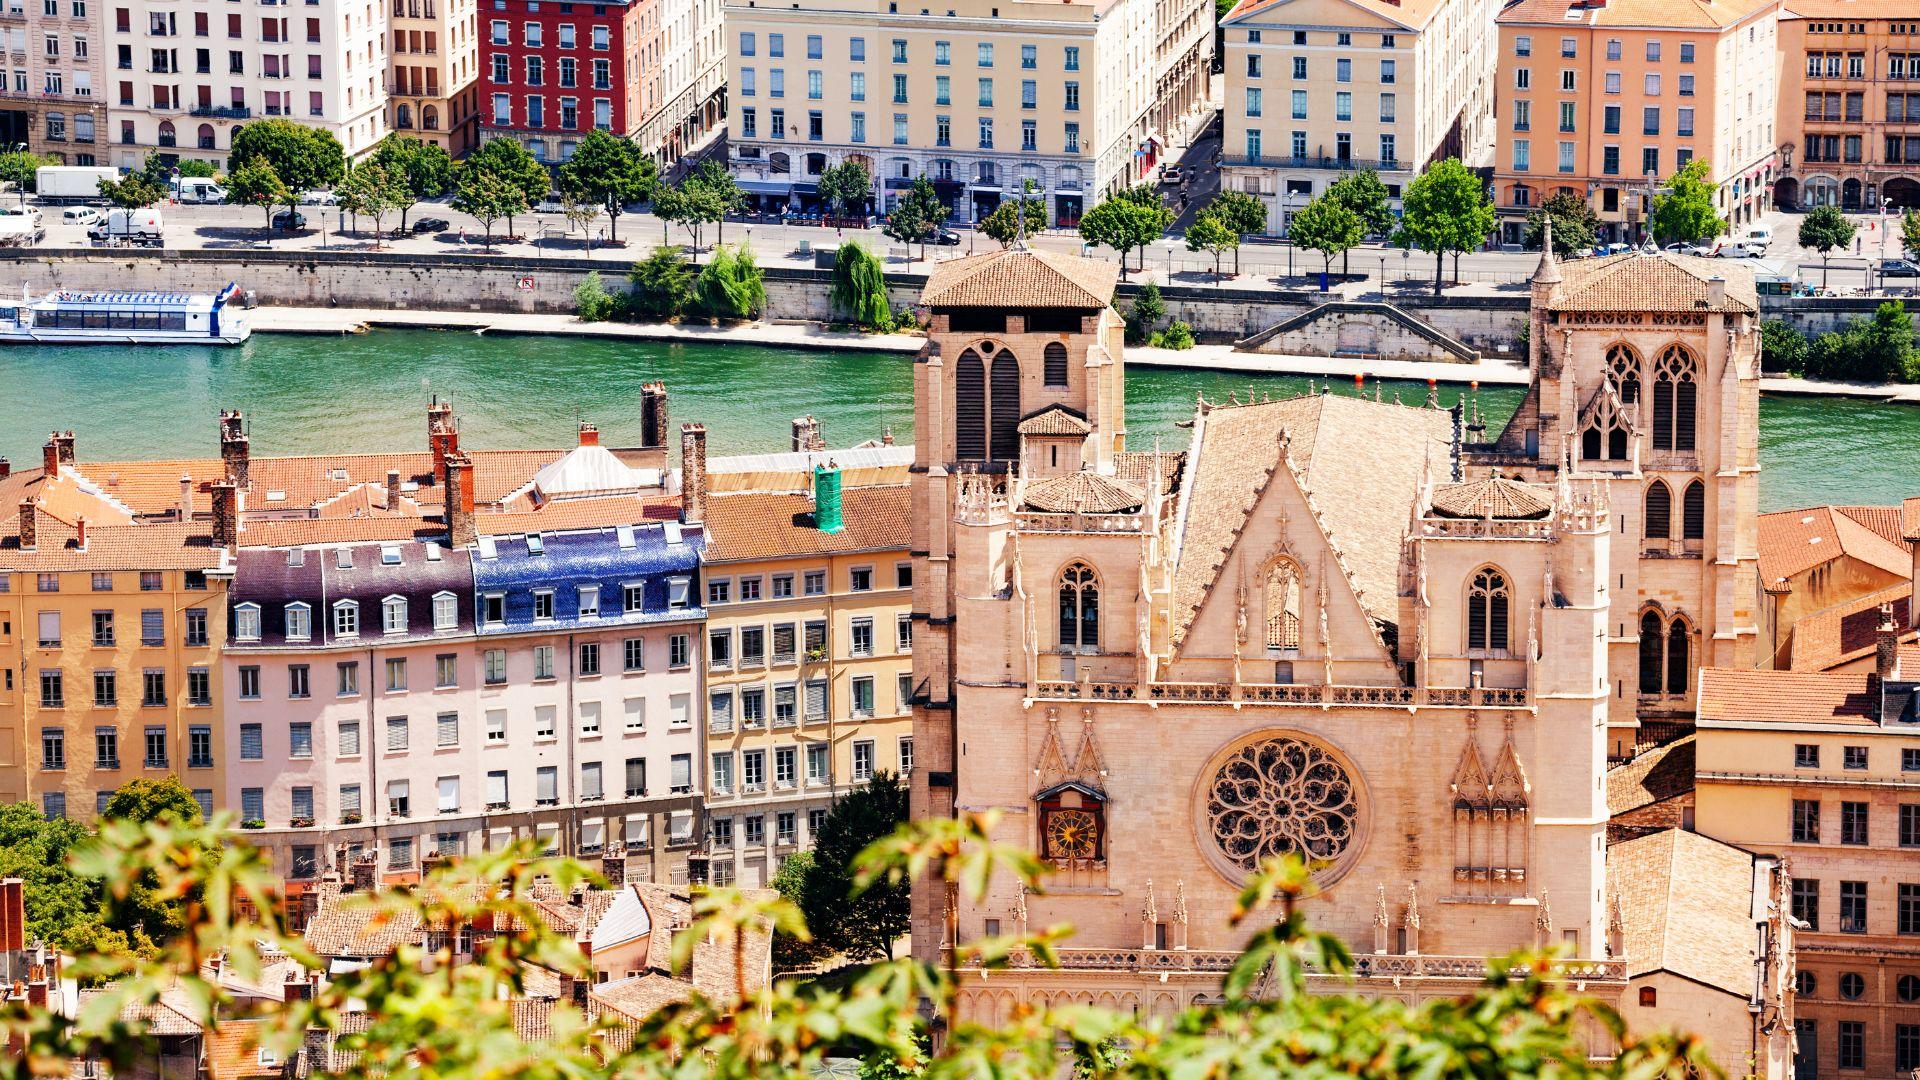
191, 104, 250, 118
1220, 155, 1402, 173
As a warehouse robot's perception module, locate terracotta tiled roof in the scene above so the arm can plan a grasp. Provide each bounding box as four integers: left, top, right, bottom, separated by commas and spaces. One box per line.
0, 520, 221, 571
1428, 476, 1553, 520
921, 248, 1118, 309
236, 518, 444, 548
1171, 393, 1450, 647
1781, 0, 1919, 18
1606, 736, 1695, 816
1902, 497, 1920, 542
703, 485, 909, 563
1545, 252, 1758, 313
1758, 504, 1911, 586
590, 973, 697, 1023
1022, 472, 1145, 514
1836, 505, 1908, 549
1610, 829, 1760, 997
207, 1020, 284, 1080
1016, 406, 1092, 437
1500, 0, 1774, 29
1113, 450, 1185, 495
79, 985, 205, 1036
629, 883, 772, 1006
1783, 583, 1912, 672
1223, 0, 1445, 30
1696, 668, 1881, 727
303, 898, 426, 957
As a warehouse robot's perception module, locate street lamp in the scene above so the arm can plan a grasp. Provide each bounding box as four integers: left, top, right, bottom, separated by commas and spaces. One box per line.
1283, 191, 1295, 280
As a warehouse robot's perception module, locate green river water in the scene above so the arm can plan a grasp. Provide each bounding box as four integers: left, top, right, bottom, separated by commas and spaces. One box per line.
0, 329, 1910, 513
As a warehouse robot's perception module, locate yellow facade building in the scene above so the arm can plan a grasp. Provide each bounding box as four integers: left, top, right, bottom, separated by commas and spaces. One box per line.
699, 476, 914, 888
1773, 1, 1920, 213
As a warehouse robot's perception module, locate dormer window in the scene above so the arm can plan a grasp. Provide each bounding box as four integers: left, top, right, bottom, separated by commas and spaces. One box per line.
431, 591, 458, 631
668, 577, 691, 609
477, 535, 499, 560
284, 602, 311, 641
533, 589, 555, 620
333, 599, 360, 638
579, 585, 600, 618
381, 545, 402, 565
381, 595, 408, 634
335, 548, 353, 569
526, 533, 545, 555
233, 602, 261, 642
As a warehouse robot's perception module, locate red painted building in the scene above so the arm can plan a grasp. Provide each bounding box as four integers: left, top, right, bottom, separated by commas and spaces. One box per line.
474, 0, 648, 163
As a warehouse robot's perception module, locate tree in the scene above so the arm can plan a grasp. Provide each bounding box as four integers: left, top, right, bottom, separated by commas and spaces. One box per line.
223, 157, 289, 230
816, 159, 874, 217
97, 174, 168, 211
1205, 190, 1267, 274
1289, 195, 1365, 288
0, 802, 105, 953
767, 850, 832, 972
557, 129, 658, 243
1324, 171, 1395, 276
1904, 209, 1920, 259
978, 197, 1047, 247
464, 136, 549, 241
0, 150, 55, 193
656, 174, 731, 252
1523, 191, 1600, 256
1079, 198, 1166, 279
102, 776, 205, 825
690, 160, 745, 246
1184, 212, 1238, 281
693, 243, 767, 320
452, 163, 528, 251
1799, 204, 1856, 288
562, 194, 602, 252
1395, 157, 1496, 295
1759, 319, 1808, 375
1648, 159, 1727, 246
799, 771, 911, 960
228, 118, 346, 224
336, 161, 411, 246
830, 242, 893, 330
884, 176, 950, 259
370, 134, 455, 231
573, 271, 617, 321
1124, 281, 1165, 344
1862, 300, 1919, 382
628, 245, 694, 319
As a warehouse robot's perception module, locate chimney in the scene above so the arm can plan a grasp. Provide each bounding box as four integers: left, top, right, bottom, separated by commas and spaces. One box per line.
219, 410, 250, 490
639, 382, 670, 450
600, 851, 628, 887
53, 431, 74, 467
881, 425, 894, 446
429, 397, 459, 491
445, 452, 477, 548
1877, 603, 1901, 681
40, 436, 58, 480
1706, 276, 1727, 308
0, 458, 10, 480
790, 416, 825, 453
385, 469, 402, 509
74, 517, 87, 552
16, 500, 35, 551
0, 879, 25, 952
210, 480, 239, 548
179, 475, 195, 521
813, 461, 845, 535
578, 421, 600, 448
679, 423, 707, 525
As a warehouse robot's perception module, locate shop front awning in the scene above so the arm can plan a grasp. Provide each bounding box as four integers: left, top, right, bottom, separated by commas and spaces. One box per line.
738, 180, 793, 196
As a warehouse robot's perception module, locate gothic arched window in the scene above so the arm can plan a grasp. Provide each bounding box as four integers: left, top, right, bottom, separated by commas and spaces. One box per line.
1467, 567, 1511, 653
1652, 344, 1698, 452
1639, 610, 1665, 694
1666, 617, 1691, 695
989, 350, 1022, 461
1606, 343, 1641, 403
954, 349, 986, 460
1043, 342, 1069, 387
1682, 480, 1706, 540
1058, 562, 1099, 650
1645, 480, 1672, 539
1265, 558, 1302, 650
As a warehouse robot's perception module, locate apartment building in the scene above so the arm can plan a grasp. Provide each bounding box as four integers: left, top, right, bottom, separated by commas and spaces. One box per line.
1695, 640, 1920, 1078
0, 0, 106, 162
105, 0, 391, 172
721, 0, 1212, 225
1219, 0, 1499, 235
388, 0, 479, 152
1774, 2, 1920, 212
629, 0, 724, 164
0, 434, 227, 820
1491, 0, 1781, 246
699, 477, 913, 889
474, 0, 644, 164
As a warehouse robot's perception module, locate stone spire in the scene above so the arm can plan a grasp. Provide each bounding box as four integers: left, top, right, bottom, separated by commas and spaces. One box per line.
1532, 218, 1563, 286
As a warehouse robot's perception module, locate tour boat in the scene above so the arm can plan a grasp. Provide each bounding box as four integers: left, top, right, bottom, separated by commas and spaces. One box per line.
0, 282, 250, 345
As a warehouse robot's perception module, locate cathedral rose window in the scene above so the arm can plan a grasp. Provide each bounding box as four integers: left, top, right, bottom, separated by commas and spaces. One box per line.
1199, 736, 1362, 883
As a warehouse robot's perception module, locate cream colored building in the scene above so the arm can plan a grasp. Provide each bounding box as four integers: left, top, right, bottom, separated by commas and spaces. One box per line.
632, 0, 726, 163
721, 0, 1211, 224
1491, 0, 1781, 246
902, 246, 1789, 1070
388, 0, 479, 152
105, 0, 393, 171
0, 0, 106, 162
1219, 0, 1498, 234
1773, 0, 1920, 213
699, 479, 914, 888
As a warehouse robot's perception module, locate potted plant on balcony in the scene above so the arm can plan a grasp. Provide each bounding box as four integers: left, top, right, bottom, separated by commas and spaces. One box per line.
240, 819, 266, 830
340, 811, 363, 825
289, 816, 315, 829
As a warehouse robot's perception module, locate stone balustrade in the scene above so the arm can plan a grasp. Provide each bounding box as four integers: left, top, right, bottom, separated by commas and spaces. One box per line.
1032, 680, 1528, 708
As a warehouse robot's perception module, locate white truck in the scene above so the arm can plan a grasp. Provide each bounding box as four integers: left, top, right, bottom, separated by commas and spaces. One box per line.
88, 207, 164, 248
35, 166, 120, 205
0, 206, 46, 247
174, 177, 226, 204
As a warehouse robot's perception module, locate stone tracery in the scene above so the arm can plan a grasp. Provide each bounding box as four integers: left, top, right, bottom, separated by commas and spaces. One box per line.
1202, 737, 1360, 878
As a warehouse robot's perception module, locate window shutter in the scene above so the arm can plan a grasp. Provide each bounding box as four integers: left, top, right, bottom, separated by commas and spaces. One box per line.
290, 723, 313, 757
1043, 342, 1068, 387
487, 772, 508, 805
1645, 482, 1671, 539
537, 768, 558, 803
954, 350, 986, 459
387, 716, 407, 750
437, 712, 459, 746
341, 785, 361, 815
805, 680, 828, 719
1674, 380, 1696, 451
670, 755, 692, 789
1489, 593, 1509, 652
989, 350, 1022, 460
1652, 380, 1674, 450
1468, 597, 1487, 651
582, 762, 602, 799
339, 721, 360, 756
1682, 481, 1705, 540
626, 758, 646, 795
240, 724, 262, 759
439, 777, 458, 811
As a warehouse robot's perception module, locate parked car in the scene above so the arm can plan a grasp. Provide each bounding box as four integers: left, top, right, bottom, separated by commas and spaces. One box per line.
1161, 167, 1184, 185
1601, 242, 1633, 256
61, 206, 101, 226
298, 190, 338, 206
533, 197, 566, 213
1570, 247, 1597, 259
271, 210, 308, 230
411, 216, 451, 234
931, 228, 962, 246
1878, 258, 1920, 278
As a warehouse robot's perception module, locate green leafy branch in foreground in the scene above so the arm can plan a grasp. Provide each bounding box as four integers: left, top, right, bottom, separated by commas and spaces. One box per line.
0, 810, 1718, 1080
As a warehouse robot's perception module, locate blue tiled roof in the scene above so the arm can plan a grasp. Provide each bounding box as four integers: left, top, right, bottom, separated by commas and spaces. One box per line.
469, 523, 705, 634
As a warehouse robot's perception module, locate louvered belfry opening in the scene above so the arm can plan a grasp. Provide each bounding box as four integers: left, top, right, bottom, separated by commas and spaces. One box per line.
989, 350, 1022, 461
955, 348, 987, 460
1645, 480, 1672, 539
1682, 480, 1705, 540
1043, 342, 1069, 388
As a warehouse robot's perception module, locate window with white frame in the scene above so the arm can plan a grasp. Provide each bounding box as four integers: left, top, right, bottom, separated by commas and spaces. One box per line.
234, 603, 261, 641
332, 600, 359, 637
432, 591, 457, 630
852, 740, 875, 781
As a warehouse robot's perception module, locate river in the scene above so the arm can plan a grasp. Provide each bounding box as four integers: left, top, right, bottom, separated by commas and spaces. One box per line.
1, 330, 1910, 513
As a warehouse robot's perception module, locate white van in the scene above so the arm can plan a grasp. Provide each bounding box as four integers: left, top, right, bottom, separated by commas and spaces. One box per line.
89, 207, 164, 247
175, 177, 226, 204
1742, 223, 1774, 248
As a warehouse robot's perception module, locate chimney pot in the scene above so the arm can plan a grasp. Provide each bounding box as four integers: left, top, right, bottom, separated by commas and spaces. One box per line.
210, 481, 239, 548
16, 499, 36, 551
1877, 603, 1901, 680
386, 469, 402, 509
54, 431, 75, 466
578, 421, 600, 448
680, 423, 708, 525
219, 410, 251, 490
180, 475, 195, 521
41, 437, 59, 480
0, 457, 10, 480
445, 452, 477, 548
640, 382, 670, 450
75, 517, 87, 552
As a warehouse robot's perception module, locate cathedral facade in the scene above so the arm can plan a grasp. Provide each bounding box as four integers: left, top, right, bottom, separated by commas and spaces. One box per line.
905, 245, 1791, 1075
